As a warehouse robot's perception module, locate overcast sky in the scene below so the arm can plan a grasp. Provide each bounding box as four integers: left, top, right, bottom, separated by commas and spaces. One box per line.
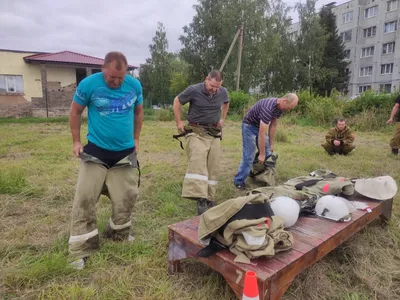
1, 0, 343, 67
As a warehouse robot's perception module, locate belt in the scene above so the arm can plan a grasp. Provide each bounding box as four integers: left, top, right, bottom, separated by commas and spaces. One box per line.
188, 122, 219, 128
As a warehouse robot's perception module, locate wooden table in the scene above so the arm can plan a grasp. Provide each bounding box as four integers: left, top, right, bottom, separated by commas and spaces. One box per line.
167, 196, 393, 300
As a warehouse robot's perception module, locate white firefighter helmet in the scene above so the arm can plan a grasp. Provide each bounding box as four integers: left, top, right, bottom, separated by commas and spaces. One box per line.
355, 176, 397, 200
270, 196, 300, 228
315, 195, 352, 222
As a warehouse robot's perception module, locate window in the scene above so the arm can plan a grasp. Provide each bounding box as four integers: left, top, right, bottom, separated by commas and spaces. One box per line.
340, 30, 352, 42
342, 11, 353, 23
361, 46, 374, 57
344, 49, 351, 59
0, 75, 24, 93
381, 63, 394, 74
363, 26, 376, 38
387, 0, 398, 11
359, 66, 373, 76
364, 6, 378, 18
383, 42, 395, 54
359, 85, 371, 93
384, 21, 397, 33
380, 84, 392, 93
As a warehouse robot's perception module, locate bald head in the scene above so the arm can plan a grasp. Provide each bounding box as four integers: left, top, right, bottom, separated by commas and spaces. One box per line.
278, 93, 299, 111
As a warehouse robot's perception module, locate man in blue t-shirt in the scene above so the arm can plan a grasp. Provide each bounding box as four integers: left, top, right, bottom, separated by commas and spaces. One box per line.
68, 51, 143, 269
233, 94, 298, 190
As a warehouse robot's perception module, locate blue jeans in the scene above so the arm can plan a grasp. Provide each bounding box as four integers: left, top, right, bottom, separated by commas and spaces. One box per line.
234, 122, 272, 185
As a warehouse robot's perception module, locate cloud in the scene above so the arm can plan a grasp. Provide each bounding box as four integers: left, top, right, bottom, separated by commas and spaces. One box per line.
0, 0, 340, 66
0, 0, 197, 66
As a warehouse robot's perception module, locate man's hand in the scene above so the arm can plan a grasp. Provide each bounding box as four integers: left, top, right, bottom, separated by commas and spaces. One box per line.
387, 118, 393, 125
73, 141, 83, 158
134, 139, 139, 153
218, 119, 225, 127
333, 140, 341, 146
258, 153, 266, 163
177, 120, 185, 133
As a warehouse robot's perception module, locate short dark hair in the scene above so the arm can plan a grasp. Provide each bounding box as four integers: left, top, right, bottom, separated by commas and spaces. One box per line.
104, 51, 128, 70
337, 118, 346, 123
208, 70, 223, 82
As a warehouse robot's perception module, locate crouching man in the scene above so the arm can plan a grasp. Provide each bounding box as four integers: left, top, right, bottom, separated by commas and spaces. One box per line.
322, 119, 355, 155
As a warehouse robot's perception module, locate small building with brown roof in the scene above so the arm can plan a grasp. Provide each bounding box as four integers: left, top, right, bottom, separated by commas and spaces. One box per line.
0, 49, 137, 117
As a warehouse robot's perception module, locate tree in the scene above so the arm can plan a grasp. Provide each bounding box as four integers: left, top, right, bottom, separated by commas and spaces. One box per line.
179, 0, 272, 92
148, 22, 172, 105
261, 0, 297, 94
169, 55, 190, 98
316, 5, 350, 96
139, 59, 153, 104
294, 0, 329, 92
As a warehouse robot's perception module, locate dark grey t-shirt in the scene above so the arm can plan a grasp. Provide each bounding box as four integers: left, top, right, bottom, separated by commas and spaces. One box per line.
178, 83, 229, 125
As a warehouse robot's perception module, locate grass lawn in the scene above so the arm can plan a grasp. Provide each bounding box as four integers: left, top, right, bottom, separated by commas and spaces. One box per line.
0, 118, 399, 300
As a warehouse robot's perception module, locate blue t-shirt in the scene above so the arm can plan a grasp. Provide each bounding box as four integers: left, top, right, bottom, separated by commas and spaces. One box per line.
73, 72, 143, 151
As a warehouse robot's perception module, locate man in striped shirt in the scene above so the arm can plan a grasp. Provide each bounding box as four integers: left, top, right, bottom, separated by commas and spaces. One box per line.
234, 94, 299, 190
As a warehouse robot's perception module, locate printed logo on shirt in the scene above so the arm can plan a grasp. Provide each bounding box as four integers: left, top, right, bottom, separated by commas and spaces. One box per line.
91, 87, 137, 116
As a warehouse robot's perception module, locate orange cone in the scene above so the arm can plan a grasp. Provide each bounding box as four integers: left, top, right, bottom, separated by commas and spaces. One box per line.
242, 271, 259, 300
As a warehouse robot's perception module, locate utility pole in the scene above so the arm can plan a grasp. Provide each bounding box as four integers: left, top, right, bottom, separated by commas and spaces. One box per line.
219, 28, 241, 73
308, 55, 311, 94
236, 10, 244, 91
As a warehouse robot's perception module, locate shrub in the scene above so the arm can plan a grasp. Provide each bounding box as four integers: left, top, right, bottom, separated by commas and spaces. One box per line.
346, 108, 390, 132
306, 96, 345, 126
228, 91, 254, 116
343, 90, 397, 117
154, 109, 174, 121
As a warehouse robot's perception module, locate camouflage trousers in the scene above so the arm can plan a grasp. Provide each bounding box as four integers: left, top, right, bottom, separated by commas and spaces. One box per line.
322, 142, 355, 155
68, 155, 139, 260
181, 133, 220, 201
389, 122, 400, 149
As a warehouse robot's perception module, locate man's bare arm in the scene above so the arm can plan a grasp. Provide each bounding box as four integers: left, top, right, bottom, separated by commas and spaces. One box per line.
268, 118, 278, 152
387, 103, 400, 124
69, 101, 86, 157
173, 97, 184, 132
134, 104, 144, 152
219, 102, 230, 127
258, 121, 269, 162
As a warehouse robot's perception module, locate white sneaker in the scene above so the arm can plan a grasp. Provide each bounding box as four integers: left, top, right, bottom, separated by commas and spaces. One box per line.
127, 235, 135, 242
70, 258, 85, 270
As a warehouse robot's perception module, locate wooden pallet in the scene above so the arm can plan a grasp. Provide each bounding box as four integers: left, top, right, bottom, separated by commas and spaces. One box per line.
167, 196, 393, 299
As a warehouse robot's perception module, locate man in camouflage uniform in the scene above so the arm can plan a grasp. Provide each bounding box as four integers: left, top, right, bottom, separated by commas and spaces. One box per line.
386, 94, 400, 155
322, 119, 355, 155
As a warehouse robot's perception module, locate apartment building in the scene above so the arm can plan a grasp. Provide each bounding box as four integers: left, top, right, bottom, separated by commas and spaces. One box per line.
290, 0, 400, 97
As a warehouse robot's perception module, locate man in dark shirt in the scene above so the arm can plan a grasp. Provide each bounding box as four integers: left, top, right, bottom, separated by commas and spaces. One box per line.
173, 70, 230, 215
386, 94, 400, 155
234, 94, 298, 190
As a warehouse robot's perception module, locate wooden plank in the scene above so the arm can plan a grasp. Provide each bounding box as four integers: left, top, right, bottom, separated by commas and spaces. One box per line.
265, 200, 385, 295
167, 196, 392, 299
314, 203, 384, 261
289, 228, 325, 247
292, 222, 334, 240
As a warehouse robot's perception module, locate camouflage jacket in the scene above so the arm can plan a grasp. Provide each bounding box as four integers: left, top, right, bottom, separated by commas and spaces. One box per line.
325, 126, 355, 145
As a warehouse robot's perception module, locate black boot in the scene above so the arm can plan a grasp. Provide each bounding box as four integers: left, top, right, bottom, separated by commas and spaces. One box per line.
207, 200, 216, 209
196, 198, 209, 215
392, 148, 398, 156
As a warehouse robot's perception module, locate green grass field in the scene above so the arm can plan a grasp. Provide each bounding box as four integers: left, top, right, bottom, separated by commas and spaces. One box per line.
0, 118, 399, 300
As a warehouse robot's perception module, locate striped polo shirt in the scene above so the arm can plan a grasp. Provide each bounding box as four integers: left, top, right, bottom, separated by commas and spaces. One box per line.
243, 98, 283, 127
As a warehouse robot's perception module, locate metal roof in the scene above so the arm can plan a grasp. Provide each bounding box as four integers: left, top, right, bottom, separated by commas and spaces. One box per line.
23, 50, 137, 70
